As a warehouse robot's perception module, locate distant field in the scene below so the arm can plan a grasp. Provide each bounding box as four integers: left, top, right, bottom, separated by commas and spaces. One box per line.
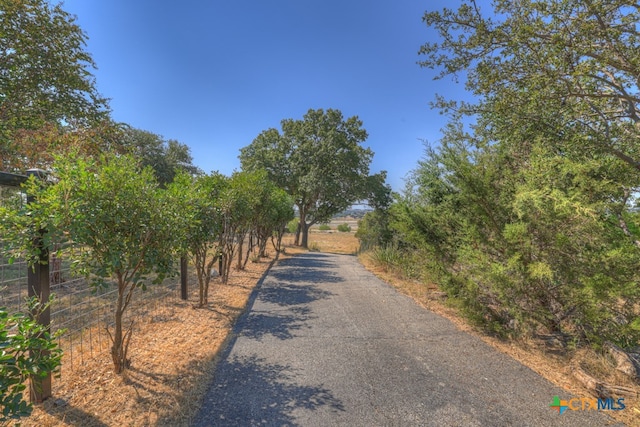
309, 216, 360, 232
282, 225, 360, 255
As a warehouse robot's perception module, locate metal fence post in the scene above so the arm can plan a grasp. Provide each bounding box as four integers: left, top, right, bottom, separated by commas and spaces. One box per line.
180, 256, 188, 300
25, 169, 51, 403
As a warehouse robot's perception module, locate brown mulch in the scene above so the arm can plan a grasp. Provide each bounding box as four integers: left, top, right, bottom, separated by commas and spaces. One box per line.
24, 255, 279, 427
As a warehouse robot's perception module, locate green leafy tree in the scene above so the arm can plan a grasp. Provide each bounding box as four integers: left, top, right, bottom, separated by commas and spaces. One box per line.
168, 171, 227, 307
242, 170, 294, 262
0, 0, 110, 170
261, 184, 295, 257
119, 127, 201, 186
240, 108, 385, 248
216, 171, 259, 281
420, 0, 640, 173
25, 153, 178, 373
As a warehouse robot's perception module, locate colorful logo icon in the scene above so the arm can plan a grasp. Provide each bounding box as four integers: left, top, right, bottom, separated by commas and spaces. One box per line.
549, 396, 569, 414
549, 395, 626, 414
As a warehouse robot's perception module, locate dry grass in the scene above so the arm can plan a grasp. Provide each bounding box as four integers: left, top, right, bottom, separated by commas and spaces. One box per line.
298, 230, 359, 255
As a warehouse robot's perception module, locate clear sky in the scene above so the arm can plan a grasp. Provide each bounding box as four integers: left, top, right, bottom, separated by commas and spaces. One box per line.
61, 0, 468, 191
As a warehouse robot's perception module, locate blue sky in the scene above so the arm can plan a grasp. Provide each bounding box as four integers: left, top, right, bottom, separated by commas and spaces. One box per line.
62, 0, 468, 191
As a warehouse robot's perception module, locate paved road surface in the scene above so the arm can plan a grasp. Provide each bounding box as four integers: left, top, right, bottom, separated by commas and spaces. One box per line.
193, 253, 625, 426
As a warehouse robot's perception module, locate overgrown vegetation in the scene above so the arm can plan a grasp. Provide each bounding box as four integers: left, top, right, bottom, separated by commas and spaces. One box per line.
1, 154, 296, 376
358, 0, 640, 350
21, 154, 180, 374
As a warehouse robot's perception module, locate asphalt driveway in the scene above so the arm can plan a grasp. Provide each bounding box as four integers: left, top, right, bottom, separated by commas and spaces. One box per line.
192, 252, 625, 426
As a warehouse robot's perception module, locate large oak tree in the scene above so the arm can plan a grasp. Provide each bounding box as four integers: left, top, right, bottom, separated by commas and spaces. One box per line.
420, 0, 640, 171
240, 108, 386, 248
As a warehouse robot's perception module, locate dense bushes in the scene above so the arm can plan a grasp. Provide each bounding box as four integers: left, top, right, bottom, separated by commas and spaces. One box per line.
359, 135, 640, 348
1, 153, 294, 374
337, 223, 351, 233
354, 0, 640, 350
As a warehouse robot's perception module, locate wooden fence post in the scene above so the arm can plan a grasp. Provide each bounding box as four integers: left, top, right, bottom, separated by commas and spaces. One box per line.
25, 169, 51, 403
180, 256, 188, 300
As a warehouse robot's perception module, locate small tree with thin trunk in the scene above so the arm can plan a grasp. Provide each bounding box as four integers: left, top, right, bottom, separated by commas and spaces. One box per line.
252, 176, 294, 258
239, 171, 294, 267
217, 171, 255, 282
168, 171, 226, 307
35, 153, 177, 373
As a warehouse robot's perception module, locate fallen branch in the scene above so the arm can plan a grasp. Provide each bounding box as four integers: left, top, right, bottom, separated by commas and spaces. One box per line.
572, 366, 638, 398
604, 341, 640, 380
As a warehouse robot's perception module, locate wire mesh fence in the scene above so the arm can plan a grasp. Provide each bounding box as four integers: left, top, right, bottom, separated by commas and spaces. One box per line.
0, 247, 193, 376
0, 256, 29, 312
1, 172, 196, 385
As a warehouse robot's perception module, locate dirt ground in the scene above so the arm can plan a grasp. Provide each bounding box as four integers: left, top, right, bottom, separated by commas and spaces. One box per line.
21, 230, 639, 426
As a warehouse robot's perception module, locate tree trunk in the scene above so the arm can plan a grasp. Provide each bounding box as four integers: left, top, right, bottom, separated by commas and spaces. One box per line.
242, 233, 256, 269
300, 220, 309, 249
111, 285, 126, 373
237, 238, 243, 270
294, 221, 301, 246
272, 225, 285, 259
259, 237, 268, 258
197, 254, 205, 307
297, 209, 310, 248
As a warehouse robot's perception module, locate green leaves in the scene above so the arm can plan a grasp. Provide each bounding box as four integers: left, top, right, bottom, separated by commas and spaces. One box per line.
421, 0, 640, 172
407, 0, 640, 346
118, 127, 201, 187
240, 108, 385, 247
11, 152, 182, 372
0, 0, 111, 170
0, 298, 63, 422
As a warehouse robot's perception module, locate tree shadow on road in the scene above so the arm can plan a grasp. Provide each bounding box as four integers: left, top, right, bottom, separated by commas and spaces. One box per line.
269, 253, 344, 284
194, 355, 344, 427
259, 283, 335, 306
240, 307, 313, 340
233, 253, 338, 341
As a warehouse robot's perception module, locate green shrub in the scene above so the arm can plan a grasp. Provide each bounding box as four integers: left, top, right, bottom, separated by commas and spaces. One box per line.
286, 218, 299, 234
371, 245, 403, 270
0, 298, 64, 423
337, 223, 351, 232
355, 210, 391, 251
318, 224, 331, 231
